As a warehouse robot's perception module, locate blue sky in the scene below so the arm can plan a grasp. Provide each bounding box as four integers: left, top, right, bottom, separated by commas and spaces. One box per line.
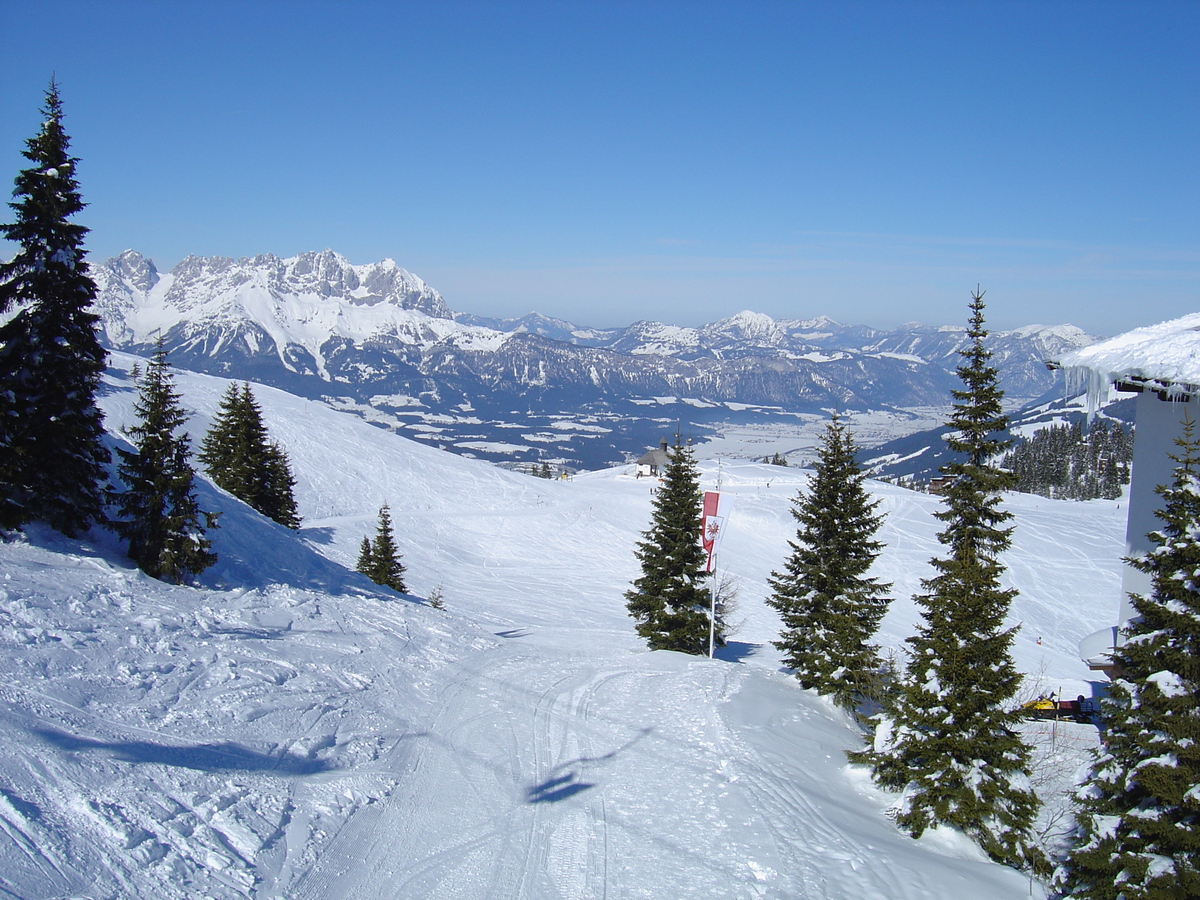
2, 0, 1197, 334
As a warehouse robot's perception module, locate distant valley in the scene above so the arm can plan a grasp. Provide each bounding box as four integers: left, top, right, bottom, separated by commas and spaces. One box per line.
92, 249, 1101, 472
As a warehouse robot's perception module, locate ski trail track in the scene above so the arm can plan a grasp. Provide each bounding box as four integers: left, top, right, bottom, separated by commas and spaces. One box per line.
283, 639, 628, 900
268, 622, 1043, 900
279, 626, 753, 900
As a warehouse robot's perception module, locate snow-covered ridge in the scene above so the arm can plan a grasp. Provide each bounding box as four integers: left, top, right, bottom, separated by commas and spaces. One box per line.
92, 249, 504, 376
92, 250, 1099, 375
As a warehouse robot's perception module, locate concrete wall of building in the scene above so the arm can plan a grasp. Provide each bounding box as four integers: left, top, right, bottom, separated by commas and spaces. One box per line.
1119, 389, 1196, 621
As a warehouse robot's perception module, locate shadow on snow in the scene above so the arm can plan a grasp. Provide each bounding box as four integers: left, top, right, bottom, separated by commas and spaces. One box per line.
526, 772, 595, 803
524, 727, 653, 805
31, 726, 338, 775
714, 640, 762, 663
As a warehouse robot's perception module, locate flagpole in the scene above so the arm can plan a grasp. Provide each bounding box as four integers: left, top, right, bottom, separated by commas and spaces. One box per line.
709, 558, 716, 659
701, 487, 732, 661
713, 461, 721, 655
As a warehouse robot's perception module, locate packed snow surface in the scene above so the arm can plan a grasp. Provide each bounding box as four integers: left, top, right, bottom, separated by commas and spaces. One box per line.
0, 352, 1124, 899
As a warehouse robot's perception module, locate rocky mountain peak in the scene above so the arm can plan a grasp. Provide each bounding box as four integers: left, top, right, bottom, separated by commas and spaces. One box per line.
101, 249, 160, 293
709, 310, 787, 344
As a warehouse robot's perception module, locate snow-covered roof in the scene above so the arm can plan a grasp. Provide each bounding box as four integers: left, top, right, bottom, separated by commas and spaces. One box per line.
1053, 311, 1200, 408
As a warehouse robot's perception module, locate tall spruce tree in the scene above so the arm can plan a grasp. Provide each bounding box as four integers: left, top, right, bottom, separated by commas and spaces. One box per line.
625, 436, 712, 654
1058, 418, 1200, 900
853, 289, 1042, 872
0, 81, 109, 535
198, 383, 300, 529
356, 504, 407, 593
112, 345, 217, 583
768, 414, 892, 710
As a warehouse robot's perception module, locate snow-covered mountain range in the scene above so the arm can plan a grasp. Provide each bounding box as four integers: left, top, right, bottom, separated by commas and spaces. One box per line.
91, 250, 1099, 470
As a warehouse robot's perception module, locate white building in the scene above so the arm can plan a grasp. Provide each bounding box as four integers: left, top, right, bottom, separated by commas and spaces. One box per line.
635, 437, 671, 478
1054, 312, 1200, 676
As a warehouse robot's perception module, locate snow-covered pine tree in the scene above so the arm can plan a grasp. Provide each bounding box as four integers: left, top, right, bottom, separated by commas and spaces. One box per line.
853, 288, 1042, 872
359, 503, 407, 593
767, 413, 892, 710
198, 383, 300, 529
1058, 417, 1200, 900
0, 81, 109, 535
112, 344, 217, 582
624, 436, 712, 654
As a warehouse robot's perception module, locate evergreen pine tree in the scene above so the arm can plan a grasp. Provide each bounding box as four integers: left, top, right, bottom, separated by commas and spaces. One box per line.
0, 81, 109, 535
1059, 418, 1200, 900
767, 414, 892, 709
198, 383, 300, 529
260, 442, 301, 529
853, 289, 1042, 871
1003, 419, 1132, 501
197, 384, 243, 486
358, 504, 407, 593
112, 343, 217, 582
624, 436, 712, 654
356, 535, 374, 574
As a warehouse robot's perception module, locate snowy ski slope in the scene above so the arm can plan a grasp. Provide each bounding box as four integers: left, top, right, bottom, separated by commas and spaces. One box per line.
0, 353, 1121, 898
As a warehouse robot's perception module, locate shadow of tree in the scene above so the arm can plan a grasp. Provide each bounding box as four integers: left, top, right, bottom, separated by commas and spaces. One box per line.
32, 726, 338, 775
714, 641, 762, 663
300, 525, 337, 545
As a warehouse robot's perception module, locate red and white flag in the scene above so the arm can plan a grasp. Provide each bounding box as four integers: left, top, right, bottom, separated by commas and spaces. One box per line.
701, 491, 731, 573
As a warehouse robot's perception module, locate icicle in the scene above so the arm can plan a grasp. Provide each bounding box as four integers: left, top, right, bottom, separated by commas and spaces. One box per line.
1064, 365, 1110, 424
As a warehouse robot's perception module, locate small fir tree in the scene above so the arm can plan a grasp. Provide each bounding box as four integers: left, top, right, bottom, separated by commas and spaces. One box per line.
853, 289, 1042, 872
357, 504, 407, 593
1058, 418, 1200, 899
112, 344, 217, 582
260, 441, 301, 529
427, 584, 447, 610
625, 436, 712, 654
198, 383, 300, 529
768, 414, 892, 710
356, 536, 373, 573
198, 384, 248, 488
0, 81, 109, 535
